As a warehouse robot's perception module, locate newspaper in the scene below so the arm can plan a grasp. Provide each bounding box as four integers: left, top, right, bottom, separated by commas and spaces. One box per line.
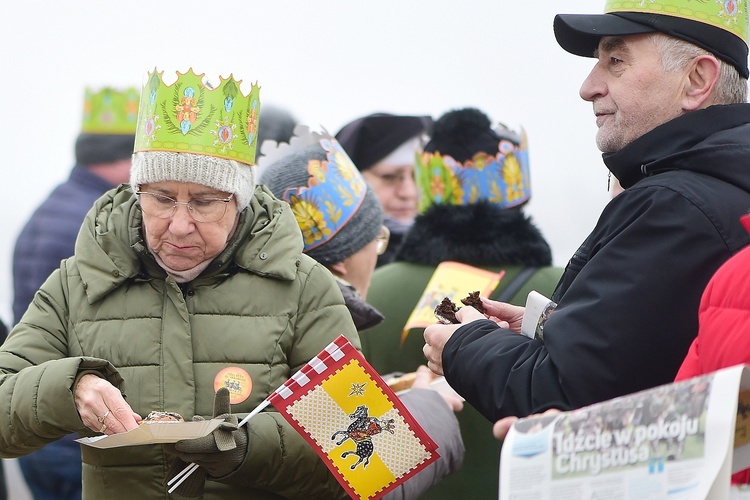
500, 364, 750, 499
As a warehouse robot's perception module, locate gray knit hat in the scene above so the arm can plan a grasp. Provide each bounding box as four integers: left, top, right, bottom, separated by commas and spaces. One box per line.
259, 142, 383, 266
130, 151, 256, 212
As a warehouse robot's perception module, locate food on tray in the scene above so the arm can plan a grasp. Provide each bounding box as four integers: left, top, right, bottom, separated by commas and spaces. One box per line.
141, 411, 184, 424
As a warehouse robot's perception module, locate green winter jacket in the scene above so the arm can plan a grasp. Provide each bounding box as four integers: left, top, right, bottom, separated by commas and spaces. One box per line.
0, 184, 359, 499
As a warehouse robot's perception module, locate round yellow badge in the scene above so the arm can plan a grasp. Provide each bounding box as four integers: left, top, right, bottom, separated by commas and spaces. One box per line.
214, 367, 253, 404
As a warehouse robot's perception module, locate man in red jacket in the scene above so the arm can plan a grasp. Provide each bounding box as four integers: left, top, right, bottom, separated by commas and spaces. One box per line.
674, 214, 750, 484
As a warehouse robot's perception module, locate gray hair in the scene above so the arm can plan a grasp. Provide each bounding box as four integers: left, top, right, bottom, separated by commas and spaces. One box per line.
649, 33, 747, 104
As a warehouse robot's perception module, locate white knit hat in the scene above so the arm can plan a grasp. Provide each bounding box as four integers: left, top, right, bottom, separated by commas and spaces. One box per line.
130, 151, 256, 211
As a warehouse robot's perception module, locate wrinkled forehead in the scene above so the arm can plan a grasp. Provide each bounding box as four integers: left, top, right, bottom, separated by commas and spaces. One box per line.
139, 180, 230, 197
594, 34, 664, 62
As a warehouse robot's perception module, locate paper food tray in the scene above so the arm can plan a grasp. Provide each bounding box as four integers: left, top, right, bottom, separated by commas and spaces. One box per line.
76, 418, 224, 449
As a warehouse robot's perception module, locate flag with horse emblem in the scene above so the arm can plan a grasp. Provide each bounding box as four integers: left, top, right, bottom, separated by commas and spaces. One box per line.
267, 335, 439, 500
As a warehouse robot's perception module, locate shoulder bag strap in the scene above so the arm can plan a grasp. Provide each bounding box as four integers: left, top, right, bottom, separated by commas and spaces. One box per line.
495, 267, 538, 303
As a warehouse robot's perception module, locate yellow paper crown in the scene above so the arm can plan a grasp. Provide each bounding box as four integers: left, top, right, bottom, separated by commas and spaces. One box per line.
134, 68, 261, 165
81, 87, 140, 134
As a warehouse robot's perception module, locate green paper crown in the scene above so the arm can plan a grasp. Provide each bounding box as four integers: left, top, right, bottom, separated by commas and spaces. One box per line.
81, 87, 140, 134
605, 0, 749, 43
134, 68, 261, 165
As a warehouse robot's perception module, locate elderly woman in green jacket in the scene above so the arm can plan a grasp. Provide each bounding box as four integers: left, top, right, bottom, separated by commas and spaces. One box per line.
0, 70, 358, 499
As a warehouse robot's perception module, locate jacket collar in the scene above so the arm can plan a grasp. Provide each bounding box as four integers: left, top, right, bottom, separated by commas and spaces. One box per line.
75, 184, 303, 303
605, 103, 750, 189
336, 279, 384, 332
211, 185, 303, 281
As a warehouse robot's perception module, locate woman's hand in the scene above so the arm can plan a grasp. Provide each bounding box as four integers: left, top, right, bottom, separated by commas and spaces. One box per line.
493, 409, 562, 441
74, 374, 141, 434
410, 365, 464, 412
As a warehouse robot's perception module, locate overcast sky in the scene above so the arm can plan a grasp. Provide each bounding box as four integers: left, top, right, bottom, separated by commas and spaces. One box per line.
0, 0, 611, 325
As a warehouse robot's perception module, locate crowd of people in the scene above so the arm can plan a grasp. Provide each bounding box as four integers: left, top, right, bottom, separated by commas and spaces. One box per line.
2, 0, 750, 498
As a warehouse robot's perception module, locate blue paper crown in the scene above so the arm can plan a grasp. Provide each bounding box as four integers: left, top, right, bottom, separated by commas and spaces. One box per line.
279, 136, 367, 252
415, 130, 531, 213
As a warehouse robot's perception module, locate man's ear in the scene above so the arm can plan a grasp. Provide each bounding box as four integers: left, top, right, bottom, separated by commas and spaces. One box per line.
328, 261, 347, 278
682, 55, 721, 111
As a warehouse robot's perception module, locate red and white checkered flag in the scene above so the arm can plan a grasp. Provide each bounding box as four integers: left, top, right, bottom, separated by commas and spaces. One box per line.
170, 335, 438, 499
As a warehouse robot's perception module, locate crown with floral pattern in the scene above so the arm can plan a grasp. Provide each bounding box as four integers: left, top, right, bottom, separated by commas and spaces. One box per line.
604, 0, 748, 43
134, 68, 261, 165
262, 126, 368, 252
81, 87, 140, 134
415, 130, 531, 213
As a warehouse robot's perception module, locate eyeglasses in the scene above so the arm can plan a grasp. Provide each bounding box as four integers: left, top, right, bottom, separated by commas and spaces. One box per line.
375, 225, 390, 255
366, 170, 414, 187
136, 191, 234, 223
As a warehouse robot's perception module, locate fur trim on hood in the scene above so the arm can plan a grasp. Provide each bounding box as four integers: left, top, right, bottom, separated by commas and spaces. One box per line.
395, 202, 552, 267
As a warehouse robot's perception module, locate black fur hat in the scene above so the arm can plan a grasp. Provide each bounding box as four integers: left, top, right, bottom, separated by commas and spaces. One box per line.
424, 107, 521, 161
396, 201, 552, 267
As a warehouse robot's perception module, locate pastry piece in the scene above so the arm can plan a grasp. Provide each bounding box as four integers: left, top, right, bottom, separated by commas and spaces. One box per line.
460, 291, 486, 314
141, 411, 184, 423
434, 297, 459, 324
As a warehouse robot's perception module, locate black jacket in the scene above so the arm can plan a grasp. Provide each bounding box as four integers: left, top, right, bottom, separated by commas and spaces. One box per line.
443, 104, 750, 421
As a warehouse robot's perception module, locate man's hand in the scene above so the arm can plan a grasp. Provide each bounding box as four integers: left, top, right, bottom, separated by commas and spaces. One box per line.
492, 416, 519, 440
480, 297, 524, 333
74, 373, 141, 435
423, 306, 487, 376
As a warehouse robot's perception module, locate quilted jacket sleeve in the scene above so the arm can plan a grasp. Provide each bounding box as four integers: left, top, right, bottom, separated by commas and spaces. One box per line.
0, 264, 123, 457
288, 258, 361, 372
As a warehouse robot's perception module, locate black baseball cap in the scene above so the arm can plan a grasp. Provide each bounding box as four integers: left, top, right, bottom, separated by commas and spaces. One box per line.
554, 3, 749, 79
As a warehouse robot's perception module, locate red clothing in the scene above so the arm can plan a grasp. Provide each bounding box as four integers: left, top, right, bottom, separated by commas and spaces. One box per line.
675, 214, 750, 484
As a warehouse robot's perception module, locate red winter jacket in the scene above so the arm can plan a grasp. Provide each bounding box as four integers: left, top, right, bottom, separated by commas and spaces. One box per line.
675, 214, 750, 484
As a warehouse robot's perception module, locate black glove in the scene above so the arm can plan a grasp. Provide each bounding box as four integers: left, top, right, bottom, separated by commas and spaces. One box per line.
164, 388, 248, 497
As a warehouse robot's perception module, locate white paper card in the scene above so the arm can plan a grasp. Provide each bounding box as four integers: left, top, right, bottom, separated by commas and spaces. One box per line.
520, 291, 557, 340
